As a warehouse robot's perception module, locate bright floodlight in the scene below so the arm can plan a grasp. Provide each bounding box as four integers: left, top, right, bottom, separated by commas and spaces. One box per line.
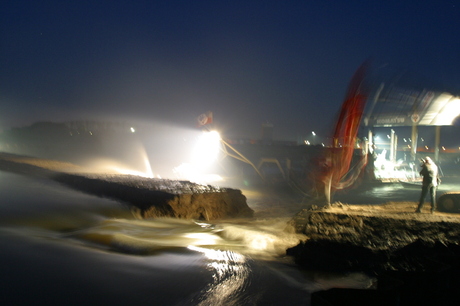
173, 130, 222, 183
191, 130, 221, 166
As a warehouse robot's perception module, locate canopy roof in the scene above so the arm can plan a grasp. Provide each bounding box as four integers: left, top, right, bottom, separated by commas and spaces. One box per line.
363, 84, 460, 128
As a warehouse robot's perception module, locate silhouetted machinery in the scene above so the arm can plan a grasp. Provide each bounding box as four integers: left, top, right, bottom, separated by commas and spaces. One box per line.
437, 192, 460, 213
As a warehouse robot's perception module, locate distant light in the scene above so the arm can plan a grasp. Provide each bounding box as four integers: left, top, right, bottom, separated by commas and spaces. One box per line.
304, 140, 310, 145
130, 127, 135, 133
312, 131, 316, 136
425, 146, 429, 150
442, 146, 446, 150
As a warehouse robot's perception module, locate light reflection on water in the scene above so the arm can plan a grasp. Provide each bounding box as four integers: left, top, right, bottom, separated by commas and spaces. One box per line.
188, 246, 250, 306
0, 171, 377, 305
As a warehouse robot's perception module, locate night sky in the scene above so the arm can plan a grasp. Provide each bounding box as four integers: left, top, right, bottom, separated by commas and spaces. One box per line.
2, 1, 460, 140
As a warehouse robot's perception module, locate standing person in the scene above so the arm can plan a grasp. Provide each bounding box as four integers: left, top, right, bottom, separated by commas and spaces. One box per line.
416, 157, 440, 213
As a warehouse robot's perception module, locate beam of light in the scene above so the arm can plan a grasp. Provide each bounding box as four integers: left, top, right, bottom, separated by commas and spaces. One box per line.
83, 159, 156, 178
108, 143, 154, 177
138, 144, 154, 177
82, 143, 155, 178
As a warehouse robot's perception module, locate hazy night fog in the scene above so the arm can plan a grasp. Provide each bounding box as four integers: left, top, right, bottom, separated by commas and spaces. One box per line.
2, 2, 460, 305
1, 1, 460, 141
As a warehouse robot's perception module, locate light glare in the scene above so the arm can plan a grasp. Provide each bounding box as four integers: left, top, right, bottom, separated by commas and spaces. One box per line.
173, 130, 222, 183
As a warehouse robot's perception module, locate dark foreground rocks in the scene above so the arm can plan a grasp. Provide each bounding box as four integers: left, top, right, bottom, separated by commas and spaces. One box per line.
0, 153, 253, 220
289, 202, 460, 305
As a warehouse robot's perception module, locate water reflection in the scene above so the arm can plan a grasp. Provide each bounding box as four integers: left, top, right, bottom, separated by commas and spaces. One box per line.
188, 246, 250, 306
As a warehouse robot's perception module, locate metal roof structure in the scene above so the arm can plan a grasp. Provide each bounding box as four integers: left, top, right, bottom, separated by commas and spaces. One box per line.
363, 84, 460, 128
356, 65, 460, 164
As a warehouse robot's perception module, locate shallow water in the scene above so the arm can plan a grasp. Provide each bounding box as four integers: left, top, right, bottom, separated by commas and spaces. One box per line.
0, 171, 398, 305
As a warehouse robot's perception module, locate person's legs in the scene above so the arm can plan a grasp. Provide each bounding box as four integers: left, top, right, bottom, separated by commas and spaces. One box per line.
430, 186, 437, 213
416, 186, 428, 212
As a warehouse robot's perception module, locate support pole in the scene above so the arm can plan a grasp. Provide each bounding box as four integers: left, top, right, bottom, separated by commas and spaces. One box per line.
411, 124, 418, 162
393, 134, 398, 163
434, 126, 441, 163
367, 129, 373, 155
390, 129, 396, 163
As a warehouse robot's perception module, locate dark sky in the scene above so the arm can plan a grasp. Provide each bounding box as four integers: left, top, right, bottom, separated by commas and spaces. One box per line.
1, 0, 460, 140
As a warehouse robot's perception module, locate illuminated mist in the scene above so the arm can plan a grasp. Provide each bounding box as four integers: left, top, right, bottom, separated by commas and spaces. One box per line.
0, 120, 226, 182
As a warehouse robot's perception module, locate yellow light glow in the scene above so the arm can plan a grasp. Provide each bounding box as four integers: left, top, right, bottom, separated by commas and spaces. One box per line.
83, 144, 154, 178
110, 166, 154, 178
183, 233, 222, 246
